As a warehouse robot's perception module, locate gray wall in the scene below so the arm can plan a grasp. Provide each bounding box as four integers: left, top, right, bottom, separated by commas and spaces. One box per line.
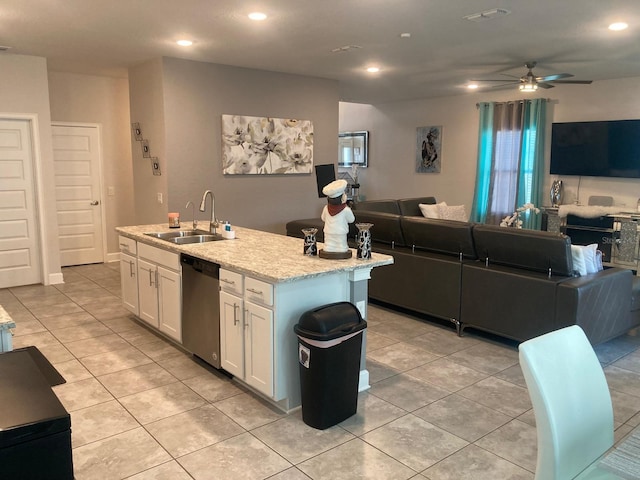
48, 71, 134, 257
0, 54, 61, 283
128, 58, 169, 225
340, 76, 640, 211
130, 57, 340, 233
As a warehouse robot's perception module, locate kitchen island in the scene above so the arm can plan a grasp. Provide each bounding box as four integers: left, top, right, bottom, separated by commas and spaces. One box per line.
116, 223, 393, 412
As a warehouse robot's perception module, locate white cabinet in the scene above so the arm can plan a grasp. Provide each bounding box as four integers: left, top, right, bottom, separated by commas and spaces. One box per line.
136, 243, 182, 343
119, 236, 138, 316
220, 268, 274, 397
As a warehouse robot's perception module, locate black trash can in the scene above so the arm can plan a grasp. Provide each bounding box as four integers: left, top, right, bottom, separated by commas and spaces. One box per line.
294, 301, 367, 430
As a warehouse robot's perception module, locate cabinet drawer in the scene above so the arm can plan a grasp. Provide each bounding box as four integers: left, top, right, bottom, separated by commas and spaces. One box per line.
138, 242, 180, 270
245, 277, 273, 307
220, 268, 243, 295
118, 235, 137, 255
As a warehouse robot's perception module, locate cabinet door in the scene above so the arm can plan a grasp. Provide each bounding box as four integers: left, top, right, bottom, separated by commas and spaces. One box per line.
137, 258, 158, 328
220, 290, 244, 378
158, 266, 181, 343
244, 301, 274, 397
120, 252, 138, 315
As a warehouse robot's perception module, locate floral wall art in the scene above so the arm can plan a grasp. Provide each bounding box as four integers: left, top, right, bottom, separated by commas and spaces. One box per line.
222, 114, 314, 175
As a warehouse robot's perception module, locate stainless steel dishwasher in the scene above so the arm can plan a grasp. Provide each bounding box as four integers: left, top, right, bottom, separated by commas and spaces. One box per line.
181, 255, 221, 368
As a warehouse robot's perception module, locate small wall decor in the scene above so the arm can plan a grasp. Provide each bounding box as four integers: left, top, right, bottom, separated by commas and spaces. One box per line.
416, 125, 442, 173
141, 139, 151, 158
222, 114, 313, 175
150, 157, 161, 176
131, 122, 143, 141
338, 131, 368, 168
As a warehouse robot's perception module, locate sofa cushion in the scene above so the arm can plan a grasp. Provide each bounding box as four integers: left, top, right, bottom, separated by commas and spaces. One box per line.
354, 211, 405, 247
354, 199, 400, 214
400, 216, 477, 259
472, 225, 573, 276
398, 197, 437, 216
286, 218, 325, 241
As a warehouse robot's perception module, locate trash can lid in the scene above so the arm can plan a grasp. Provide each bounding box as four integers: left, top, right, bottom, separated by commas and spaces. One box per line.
294, 301, 366, 341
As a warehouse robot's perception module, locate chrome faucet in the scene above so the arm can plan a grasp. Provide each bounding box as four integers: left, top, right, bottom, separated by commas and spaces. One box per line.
199, 190, 218, 234
185, 201, 198, 230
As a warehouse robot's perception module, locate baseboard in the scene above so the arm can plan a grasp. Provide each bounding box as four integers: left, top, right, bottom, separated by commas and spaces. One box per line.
358, 368, 370, 392
48, 272, 64, 285
106, 252, 120, 263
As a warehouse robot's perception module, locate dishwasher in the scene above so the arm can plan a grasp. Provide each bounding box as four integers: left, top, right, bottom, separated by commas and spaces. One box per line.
181, 254, 221, 369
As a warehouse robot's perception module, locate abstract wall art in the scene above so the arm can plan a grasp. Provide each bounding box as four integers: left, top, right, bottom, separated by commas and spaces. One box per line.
416, 125, 442, 173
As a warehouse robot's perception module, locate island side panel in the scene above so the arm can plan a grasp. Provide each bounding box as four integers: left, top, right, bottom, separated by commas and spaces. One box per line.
274, 271, 351, 411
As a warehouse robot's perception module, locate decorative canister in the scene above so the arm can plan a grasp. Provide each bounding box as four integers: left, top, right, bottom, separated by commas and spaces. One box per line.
168, 212, 180, 228
550, 180, 563, 207
355, 223, 373, 260
302, 228, 318, 256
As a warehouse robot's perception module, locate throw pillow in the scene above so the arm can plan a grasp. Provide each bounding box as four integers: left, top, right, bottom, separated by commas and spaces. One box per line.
570, 245, 587, 276
438, 204, 468, 222
582, 244, 600, 274
419, 201, 446, 219
571, 244, 601, 276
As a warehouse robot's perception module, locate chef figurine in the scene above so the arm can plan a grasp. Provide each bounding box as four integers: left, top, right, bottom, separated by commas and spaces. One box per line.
319, 179, 355, 259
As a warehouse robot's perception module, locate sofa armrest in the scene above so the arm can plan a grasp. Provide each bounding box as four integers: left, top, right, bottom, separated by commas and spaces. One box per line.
555, 267, 634, 345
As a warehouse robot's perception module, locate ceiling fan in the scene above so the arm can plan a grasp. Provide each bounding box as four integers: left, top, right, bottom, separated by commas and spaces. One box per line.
471, 61, 593, 91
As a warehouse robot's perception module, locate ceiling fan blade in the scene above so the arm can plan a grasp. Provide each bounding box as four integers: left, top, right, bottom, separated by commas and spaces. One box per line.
488, 82, 522, 89
536, 82, 555, 89
538, 73, 573, 82
550, 80, 593, 84
470, 79, 519, 83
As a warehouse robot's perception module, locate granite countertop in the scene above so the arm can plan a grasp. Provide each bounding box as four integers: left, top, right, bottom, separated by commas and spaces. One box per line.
0, 305, 16, 329
116, 223, 394, 284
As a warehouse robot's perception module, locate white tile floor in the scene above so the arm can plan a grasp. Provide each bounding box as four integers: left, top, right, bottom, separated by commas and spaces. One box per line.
3, 262, 640, 479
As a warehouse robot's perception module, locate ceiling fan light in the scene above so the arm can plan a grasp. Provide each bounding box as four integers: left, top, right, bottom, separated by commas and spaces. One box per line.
519, 83, 537, 92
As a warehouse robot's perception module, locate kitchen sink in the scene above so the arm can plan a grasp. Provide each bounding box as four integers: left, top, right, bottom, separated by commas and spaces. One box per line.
168, 234, 224, 244
144, 229, 211, 240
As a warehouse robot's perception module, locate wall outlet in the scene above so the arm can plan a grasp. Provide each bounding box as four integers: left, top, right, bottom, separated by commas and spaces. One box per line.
157, 193, 163, 204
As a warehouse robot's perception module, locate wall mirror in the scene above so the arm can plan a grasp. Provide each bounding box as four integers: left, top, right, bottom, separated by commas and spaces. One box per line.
338, 131, 368, 168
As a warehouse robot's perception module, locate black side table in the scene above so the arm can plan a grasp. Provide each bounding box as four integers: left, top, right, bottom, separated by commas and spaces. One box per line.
0, 348, 73, 479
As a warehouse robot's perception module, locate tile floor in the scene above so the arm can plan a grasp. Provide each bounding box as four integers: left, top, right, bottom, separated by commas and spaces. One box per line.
3, 262, 640, 479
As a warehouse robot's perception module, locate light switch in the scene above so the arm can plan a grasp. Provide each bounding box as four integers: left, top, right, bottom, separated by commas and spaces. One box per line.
107, 186, 115, 196
157, 193, 163, 204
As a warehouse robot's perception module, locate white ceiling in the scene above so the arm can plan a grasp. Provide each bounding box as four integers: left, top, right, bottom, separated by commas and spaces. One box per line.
2, 0, 639, 104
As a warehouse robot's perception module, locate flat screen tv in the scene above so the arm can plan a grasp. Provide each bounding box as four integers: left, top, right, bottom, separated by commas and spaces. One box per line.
550, 119, 640, 178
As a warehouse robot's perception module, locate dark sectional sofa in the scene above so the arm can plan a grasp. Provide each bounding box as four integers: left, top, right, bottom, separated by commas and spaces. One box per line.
286, 197, 640, 345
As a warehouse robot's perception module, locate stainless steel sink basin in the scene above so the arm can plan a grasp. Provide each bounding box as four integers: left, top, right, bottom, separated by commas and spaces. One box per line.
168, 234, 224, 244
145, 229, 211, 240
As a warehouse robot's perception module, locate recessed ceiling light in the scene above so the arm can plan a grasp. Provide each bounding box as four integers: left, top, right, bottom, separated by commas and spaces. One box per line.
609, 22, 628, 31
400, 33, 411, 38
366, 67, 380, 73
248, 12, 267, 21
176, 39, 193, 46
467, 83, 479, 90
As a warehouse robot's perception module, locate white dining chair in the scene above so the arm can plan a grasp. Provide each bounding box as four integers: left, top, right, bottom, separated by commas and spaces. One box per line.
519, 325, 619, 479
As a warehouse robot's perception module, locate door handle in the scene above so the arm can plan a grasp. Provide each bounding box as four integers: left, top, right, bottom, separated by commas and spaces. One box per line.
90, 200, 99, 205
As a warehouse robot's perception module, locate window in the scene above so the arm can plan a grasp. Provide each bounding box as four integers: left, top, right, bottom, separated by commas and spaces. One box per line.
470, 99, 547, 229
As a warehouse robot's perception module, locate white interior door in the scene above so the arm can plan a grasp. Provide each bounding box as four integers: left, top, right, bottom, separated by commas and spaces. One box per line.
52, 124, 104, 266
0, 119, 42, 288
